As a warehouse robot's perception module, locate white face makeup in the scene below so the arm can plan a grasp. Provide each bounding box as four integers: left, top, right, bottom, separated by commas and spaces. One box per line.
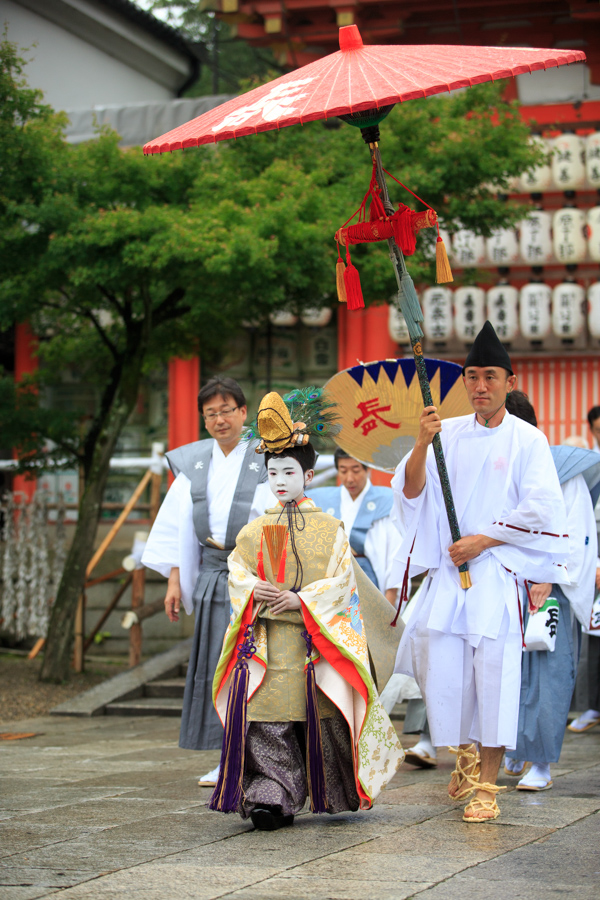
267, 456, 314, 504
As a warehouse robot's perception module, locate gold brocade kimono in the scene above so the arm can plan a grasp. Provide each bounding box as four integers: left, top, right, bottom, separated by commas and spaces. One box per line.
214, 498, 405, 808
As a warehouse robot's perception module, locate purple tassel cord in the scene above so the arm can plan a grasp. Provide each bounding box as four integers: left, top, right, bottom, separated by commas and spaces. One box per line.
208, 625, 257, 813
302, 630, 329, 813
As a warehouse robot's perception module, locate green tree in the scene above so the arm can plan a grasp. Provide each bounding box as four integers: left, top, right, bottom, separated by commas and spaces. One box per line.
1, 35, 541, 681
137, 0, 281, 94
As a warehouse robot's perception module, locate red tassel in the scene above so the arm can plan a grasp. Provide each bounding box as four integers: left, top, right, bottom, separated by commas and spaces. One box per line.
344, 251, 364, 310
276, 533, 289, 584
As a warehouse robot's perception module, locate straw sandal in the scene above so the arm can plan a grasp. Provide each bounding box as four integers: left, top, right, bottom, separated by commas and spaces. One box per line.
463, 782, 506, 823
448, 744, 481, 801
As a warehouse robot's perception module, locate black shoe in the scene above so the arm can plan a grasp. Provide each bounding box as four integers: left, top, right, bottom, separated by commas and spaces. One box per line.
250, 808, 294, 831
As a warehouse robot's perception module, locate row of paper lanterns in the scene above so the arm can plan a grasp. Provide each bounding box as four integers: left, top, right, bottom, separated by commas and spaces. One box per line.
389, 281, 600, 344
449, 206, 600, 267
517, 132, 600, 193
268, 308, 333, 328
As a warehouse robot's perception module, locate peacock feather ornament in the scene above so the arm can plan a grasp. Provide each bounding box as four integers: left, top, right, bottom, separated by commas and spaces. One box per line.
245, 386, 341, 454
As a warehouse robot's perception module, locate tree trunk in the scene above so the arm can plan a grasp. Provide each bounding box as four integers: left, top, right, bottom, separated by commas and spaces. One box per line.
40, 349, 145, 682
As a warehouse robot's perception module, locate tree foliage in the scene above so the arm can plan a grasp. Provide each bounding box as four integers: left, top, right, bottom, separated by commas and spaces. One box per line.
0, 34, 541, 678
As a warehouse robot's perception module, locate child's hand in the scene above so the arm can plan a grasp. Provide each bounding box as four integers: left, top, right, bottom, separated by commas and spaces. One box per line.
267, 590, 302, 616
254, 580, 280, 602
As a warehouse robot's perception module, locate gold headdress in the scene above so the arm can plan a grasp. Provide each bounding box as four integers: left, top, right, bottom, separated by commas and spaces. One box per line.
247, 386, 341, 454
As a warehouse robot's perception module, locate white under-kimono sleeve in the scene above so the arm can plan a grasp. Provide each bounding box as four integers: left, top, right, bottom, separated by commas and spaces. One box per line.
560, 474, 597, 627
479, 432, 570, 585
389, 449, 443, 586
141, 472, 200, 616
364, 515, 404, 591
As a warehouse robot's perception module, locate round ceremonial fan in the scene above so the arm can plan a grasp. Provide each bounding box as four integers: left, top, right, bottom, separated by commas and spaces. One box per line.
325, 358, 472, 472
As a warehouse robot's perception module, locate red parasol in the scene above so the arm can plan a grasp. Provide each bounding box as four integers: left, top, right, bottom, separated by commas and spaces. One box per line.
143, 27, 584, 153
144, 27, 585, 590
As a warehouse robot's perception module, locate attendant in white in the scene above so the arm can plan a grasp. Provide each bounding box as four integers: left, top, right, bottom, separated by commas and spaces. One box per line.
570, 409, 600, 733
504, 398, 599, 789
392, 321, 568, 822
309, 449, 401, 605
143, 377, 272, 785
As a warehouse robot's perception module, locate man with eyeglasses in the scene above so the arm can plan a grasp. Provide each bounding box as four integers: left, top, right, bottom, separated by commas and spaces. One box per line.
143, 376, 271, 786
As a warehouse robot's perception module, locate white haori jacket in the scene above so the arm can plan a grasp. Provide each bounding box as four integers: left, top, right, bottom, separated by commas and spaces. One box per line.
392, 412, 569, 661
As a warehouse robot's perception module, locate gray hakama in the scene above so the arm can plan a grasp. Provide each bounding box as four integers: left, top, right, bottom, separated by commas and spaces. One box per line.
507, 587, 579, 764
166, 438, 267, 752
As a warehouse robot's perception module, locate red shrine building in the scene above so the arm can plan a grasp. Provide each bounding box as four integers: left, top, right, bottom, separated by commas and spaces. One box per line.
9, 0, 600, 494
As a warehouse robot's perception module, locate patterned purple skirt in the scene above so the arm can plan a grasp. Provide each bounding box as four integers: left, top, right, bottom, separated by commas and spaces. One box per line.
239, 712, 360, 819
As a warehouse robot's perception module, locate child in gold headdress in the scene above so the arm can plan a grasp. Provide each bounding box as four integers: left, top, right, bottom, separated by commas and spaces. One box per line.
208, 388, 404, 831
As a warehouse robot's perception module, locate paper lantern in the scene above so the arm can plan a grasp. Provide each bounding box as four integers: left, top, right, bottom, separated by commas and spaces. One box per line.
588, 282, 600, 338
587, 207, 600, 262
519, 210, 552, 264
269, 310, 298, 327
552, 282, 585, 338
519, 136, 552, 193
519, 283, 552, 340
300, 307, 332, 327
486, 285, 519, 342
586, 132, 600, 187
553, 207, 587, 263
485, 228, 520, 266
422, 287, 453, 341
451, 229, 486, 267
454, 287, 485, 342
388, 304, 411, 344
551, 133, 585, 190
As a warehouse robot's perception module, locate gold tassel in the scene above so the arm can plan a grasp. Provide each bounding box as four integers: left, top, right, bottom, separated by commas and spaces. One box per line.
336, 257, 347, 303
436, 236, 454, 284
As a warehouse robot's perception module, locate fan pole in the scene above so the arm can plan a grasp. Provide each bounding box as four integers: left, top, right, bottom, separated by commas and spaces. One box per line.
360, 128, 471, 590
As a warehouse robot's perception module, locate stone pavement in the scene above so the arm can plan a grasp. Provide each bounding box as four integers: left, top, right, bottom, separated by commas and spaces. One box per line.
1, 713, 599, 900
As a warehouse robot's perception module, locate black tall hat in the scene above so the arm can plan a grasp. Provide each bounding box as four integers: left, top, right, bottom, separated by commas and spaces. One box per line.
462, 320, 513, 376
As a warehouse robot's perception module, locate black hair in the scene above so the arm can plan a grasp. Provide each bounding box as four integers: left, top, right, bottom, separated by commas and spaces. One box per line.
197, 377, 246, 414
334, 447, 368, 471
588, 406, 600, 428
506, 390, 537, 428
264, 443, 316, 473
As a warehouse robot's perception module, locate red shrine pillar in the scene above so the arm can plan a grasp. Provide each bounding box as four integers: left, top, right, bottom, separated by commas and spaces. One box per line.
13, 322, 39, 500
363, 304, 397, 363
168, 357, 200, 482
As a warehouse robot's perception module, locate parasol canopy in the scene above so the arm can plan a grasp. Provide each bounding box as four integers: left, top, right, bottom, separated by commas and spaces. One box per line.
144, 26, 585, 154
324, 357, 471, 472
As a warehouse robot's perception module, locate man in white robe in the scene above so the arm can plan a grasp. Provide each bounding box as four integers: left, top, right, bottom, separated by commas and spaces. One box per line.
309, 449, 401, 605
392, 321, 568, 822
143, 377, 272, 783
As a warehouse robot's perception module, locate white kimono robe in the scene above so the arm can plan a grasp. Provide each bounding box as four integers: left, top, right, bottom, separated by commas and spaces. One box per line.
392, 411, 569, 749
142, 442, 272, 614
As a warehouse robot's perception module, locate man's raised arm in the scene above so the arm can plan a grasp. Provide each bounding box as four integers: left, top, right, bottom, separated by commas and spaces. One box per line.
404, 406, 442, 499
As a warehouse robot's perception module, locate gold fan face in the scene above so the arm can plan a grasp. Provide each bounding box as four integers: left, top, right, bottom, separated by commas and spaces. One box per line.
325, 358, 472, 472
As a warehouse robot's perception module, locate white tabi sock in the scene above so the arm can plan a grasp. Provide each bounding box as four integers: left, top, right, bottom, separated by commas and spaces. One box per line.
411, 733, 436, 759
504, 755, 525, 774
518, 763, 551, 787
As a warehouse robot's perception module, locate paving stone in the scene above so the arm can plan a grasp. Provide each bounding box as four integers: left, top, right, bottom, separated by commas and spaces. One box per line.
0, 888, 60, 899
228, 876, 433, 900
1, 713, 598, 899
40, 865, 281, 900
5, 798, 206, 833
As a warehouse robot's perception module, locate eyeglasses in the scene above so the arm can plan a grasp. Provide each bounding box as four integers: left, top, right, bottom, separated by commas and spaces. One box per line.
203, 406, 239, 422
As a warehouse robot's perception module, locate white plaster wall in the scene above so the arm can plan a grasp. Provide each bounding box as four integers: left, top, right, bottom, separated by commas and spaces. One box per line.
517, 64, 600, 106
1, 0, 174, 109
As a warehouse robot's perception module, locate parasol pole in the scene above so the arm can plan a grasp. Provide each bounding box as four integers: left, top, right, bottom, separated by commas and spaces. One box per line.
352, 118, 471, 590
